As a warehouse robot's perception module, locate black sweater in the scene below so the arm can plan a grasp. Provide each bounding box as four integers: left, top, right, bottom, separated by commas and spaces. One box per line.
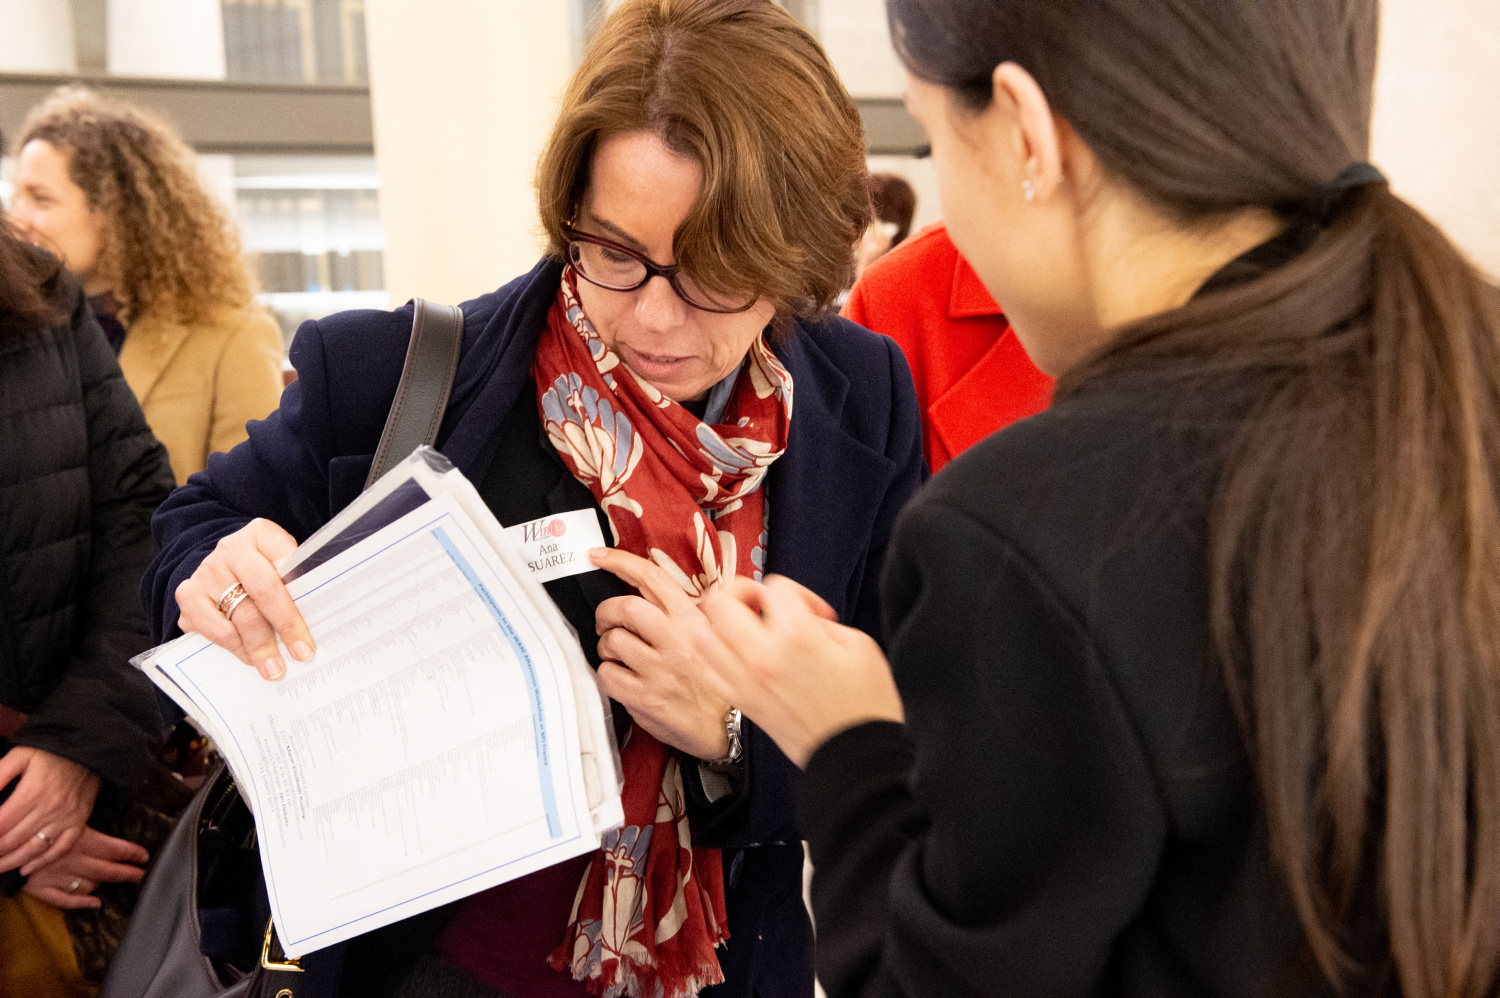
799, 374, 1315, 997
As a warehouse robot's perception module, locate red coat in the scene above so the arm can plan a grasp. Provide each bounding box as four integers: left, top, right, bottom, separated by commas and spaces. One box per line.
843, 222, 1053, 472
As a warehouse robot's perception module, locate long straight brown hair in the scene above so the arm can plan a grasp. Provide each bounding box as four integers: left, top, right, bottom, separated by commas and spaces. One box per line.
890, 1, 1500, 995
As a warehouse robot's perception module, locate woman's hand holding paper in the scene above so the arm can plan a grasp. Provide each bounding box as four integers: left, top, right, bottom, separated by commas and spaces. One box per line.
175, 517, 317, 681
692, 575, 904, 769
590, 547, 738, 761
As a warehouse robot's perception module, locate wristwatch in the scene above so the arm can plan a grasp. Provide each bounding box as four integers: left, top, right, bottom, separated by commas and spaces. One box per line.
708, 707, 743, 766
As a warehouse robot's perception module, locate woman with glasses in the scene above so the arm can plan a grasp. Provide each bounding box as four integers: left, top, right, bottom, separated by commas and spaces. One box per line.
143, 2, 923, 997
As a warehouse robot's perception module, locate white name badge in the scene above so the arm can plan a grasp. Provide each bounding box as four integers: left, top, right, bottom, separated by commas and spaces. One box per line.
504, 509, 608, 584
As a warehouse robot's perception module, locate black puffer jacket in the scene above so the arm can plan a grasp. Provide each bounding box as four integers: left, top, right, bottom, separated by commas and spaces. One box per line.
0, 272, 173, 799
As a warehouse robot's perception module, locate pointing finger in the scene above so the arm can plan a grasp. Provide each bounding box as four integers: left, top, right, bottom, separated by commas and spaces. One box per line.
588, 548, 695, 615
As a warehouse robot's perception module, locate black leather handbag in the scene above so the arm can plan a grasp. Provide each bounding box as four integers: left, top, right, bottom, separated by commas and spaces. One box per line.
99, 298, 465, 998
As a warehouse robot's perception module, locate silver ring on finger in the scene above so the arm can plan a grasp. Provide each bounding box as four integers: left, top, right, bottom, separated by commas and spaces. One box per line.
36, 830, 52, 846
67, 878, 81, 893
217, 583, 250, 620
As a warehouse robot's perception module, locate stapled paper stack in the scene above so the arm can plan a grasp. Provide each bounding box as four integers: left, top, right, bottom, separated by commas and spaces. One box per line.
134, 448, 624, 958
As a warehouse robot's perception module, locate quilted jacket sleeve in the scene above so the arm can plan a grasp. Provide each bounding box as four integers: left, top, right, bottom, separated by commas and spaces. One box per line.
14, 287, 175, 797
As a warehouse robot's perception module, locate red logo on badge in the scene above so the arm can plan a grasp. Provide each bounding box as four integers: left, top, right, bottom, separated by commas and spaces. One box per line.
548, 519, 567, 538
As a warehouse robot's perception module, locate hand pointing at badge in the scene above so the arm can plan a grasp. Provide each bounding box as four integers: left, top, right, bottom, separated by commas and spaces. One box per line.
588, 547, 903, 769
588, 547, 739, 761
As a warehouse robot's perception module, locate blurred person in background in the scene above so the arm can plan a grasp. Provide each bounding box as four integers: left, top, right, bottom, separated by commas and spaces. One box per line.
691, 0, 1500, 996
8, 86, 283, 486
143, 1, 922, 996
851, 173, 916, 282
0, 206, 175, 994
843, 220, 1051, 471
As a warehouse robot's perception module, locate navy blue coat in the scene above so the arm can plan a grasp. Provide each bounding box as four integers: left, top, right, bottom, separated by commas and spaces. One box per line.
144, 257, 926, 996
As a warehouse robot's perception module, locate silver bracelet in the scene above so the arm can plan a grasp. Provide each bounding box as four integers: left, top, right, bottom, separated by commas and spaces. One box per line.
708, 707, 743, 766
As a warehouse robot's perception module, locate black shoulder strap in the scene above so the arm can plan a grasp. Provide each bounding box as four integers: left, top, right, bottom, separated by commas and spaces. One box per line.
363, 297, 465, 491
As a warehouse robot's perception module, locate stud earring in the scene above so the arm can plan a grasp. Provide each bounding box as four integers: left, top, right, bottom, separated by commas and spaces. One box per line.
1022, 179, 1036, 202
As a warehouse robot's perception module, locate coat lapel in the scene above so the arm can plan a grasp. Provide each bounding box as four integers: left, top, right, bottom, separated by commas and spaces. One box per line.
927, 327, 1051, 459
440, 258, 565, 480
764, 324, 899, 622
946, 252, 1003, 320
117, 313, 195, 404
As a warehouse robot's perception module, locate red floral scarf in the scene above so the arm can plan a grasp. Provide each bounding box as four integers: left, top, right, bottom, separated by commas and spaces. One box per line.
534, 270, 793, 997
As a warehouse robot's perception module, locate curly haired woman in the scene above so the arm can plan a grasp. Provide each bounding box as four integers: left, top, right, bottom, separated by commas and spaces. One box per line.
9, 87, 284, 485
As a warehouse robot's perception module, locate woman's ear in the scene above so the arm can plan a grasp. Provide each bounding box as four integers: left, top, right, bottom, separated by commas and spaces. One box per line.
993, 62, 1063, 201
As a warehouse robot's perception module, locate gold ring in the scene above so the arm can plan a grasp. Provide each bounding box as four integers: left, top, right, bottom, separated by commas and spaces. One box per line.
67, 879, 81, 893
215, 583, 247, 615
35, 830, 51, 846
222, 591, 251, 620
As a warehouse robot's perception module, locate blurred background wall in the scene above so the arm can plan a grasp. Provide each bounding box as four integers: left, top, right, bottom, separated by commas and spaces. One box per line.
362, 0, 571, 307
1371, 0, 1500, 278
1, 0, 1495, 364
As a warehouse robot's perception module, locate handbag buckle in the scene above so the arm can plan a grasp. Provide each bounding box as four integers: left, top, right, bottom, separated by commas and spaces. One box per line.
261, 918, 304, 972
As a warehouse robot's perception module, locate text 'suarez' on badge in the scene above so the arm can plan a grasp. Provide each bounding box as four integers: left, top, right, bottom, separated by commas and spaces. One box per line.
504, 509, 607, 584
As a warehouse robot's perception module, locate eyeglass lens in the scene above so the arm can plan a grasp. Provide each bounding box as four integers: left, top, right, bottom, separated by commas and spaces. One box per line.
568, 240, 752, 313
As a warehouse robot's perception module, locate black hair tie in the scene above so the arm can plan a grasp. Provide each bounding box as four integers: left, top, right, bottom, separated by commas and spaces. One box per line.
1309, 162, 1387, 225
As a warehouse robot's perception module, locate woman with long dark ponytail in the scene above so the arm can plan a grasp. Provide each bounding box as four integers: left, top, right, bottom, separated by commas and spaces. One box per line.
683, 1, 1500, 996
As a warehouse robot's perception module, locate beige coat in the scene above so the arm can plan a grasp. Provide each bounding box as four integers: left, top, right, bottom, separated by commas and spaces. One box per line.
118, 303, 285, 484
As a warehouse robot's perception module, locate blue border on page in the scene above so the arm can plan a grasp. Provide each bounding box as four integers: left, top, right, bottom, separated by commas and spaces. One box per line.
432, 524, 562, 838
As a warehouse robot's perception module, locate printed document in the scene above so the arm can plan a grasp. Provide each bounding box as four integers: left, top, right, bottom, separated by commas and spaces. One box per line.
136, 450, 623, 957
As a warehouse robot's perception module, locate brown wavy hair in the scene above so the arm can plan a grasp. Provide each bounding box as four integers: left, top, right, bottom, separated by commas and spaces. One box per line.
19, 86, 254, 324
0, 221, 63, 331
894, 0, 1500, 995
536, 0, 871, 330
0, 129, 62, 329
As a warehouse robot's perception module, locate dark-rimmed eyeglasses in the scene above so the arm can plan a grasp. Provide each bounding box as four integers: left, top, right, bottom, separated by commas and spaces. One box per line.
563, 226, 758, 314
